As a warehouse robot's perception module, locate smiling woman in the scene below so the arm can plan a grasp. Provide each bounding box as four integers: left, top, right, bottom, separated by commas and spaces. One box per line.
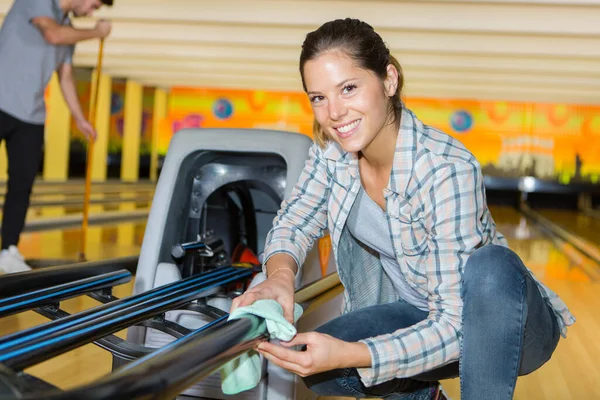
230, 18, 575, 400
299, 19, 403, 154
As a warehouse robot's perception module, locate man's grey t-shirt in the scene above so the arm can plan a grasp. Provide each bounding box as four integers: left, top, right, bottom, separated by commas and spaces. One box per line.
0, 0, 75, 125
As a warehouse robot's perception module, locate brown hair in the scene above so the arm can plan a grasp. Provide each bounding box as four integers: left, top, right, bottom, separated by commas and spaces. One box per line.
299, 18, 404, 148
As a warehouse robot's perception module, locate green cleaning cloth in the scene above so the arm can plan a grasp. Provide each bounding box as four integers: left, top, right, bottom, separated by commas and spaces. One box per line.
219, 299, 303, 395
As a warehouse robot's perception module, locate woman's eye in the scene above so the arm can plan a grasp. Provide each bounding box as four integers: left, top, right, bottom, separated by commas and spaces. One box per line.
343, 84, 356, 94
310, 96, 324, 104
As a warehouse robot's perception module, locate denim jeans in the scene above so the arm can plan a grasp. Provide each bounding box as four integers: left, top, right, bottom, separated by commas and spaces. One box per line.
302, 245, 560, 400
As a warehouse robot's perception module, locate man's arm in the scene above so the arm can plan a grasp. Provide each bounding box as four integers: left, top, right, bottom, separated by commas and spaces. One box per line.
31, 17, 111, 45
57, 63, 97, 140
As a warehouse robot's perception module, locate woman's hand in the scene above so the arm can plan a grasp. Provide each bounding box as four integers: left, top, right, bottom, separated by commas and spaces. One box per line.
256, 332, 372, 377
230, 266, 296, 323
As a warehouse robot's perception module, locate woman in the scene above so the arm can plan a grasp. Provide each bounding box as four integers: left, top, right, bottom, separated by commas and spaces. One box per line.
231, 18, 575, 400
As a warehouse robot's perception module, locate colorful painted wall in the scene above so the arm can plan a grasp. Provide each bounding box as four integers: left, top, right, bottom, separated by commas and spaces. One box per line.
156, 88, 314, 155
66, 72, 600, 185
406, 99, 600, 184
159, 88, 600, 185
72, 78, 155, 155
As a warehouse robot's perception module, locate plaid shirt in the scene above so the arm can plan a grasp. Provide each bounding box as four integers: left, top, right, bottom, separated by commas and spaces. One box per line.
263, 107, 575, 387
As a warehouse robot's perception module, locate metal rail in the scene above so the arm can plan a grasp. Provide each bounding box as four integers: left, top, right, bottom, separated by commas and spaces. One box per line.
0, 270, 131, 318
0, 256, 139, 297
1, 272, 343, 400
0, 267, 252, 370
9, 316, 264, 400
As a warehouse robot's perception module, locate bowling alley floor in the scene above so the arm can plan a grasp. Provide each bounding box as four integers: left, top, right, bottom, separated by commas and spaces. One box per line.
1, 204, 598, 399
0, 181, 152, 262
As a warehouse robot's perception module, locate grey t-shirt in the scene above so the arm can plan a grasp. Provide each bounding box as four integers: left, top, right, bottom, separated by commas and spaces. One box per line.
346, 186, 429, 312
0, 0, 75, 124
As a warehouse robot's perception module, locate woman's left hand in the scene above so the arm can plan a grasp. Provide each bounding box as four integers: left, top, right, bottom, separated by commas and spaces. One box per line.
256, 332, 371, 377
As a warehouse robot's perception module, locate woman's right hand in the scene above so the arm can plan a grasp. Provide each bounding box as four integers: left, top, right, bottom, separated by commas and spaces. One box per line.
230, 256, 297, 323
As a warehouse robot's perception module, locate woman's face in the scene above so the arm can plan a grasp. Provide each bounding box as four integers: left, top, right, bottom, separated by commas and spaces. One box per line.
303, 51, 397, 153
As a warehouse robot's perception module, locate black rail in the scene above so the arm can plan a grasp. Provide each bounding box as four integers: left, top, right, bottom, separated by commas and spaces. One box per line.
0, 266, 252, 370
0, 316, 264, 400
0, 271, 343, 400
0, 270, 131, 318
37, 273, 343, 400
0, 256, 139, 297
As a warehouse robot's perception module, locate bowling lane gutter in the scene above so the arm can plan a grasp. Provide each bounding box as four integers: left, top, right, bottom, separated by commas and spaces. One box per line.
0, 179, 156, 188
0, 187, 155, 198
0, 195, 154, 208
0, 209, 149, 233
519, 204, 600, 280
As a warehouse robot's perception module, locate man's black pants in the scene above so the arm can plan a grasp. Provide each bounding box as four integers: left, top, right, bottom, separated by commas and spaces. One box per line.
0, 109, 44, 249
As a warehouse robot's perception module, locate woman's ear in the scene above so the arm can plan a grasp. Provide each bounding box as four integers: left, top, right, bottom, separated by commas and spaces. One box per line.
384, 64, 399, 97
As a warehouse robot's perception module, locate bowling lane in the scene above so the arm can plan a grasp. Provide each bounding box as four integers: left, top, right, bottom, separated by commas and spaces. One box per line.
18, 219, 146, 262
438, 206, 599, 399
488, 205, 590, 283
0, 195, 151, 237
0, 180, 156, 195
536, 208, 600, 247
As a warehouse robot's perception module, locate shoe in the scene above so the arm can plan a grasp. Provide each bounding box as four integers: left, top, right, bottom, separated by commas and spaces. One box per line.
0, 245, 32, 274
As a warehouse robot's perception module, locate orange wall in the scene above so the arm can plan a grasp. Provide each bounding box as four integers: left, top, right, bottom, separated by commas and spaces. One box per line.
49, 78, 600, 185
159, 87, 600, 185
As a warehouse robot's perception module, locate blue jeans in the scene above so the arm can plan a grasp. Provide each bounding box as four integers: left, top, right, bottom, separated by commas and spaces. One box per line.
302, 245, 560, 399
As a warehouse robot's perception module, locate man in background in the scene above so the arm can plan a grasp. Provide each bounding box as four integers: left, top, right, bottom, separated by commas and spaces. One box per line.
0, 0, 113, 273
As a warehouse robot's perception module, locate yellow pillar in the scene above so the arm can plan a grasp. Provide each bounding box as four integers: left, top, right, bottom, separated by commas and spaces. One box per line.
91, 72, 112, 182
43, 72, 71, 181
121, 80, 142, 182
151, 88, 168, 182
0, 142, 7, 181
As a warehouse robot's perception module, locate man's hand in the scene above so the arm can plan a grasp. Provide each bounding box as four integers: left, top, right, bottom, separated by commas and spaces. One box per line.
256, 332, 372, 377
76, 118, 97, 142
32, 17, 112, 45
94, 20, 112, 39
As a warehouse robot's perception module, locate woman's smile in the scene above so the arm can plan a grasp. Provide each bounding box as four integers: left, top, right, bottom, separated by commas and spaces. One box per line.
333, 119, 362, 139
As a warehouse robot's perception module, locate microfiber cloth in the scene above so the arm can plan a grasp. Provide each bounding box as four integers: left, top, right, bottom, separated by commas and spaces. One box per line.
219, 299, 303, 395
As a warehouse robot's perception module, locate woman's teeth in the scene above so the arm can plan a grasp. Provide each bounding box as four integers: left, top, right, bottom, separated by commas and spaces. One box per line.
336, 120, 360, 133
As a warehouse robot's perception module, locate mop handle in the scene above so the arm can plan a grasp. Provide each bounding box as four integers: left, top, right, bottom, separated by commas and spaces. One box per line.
79, 37, 104, 262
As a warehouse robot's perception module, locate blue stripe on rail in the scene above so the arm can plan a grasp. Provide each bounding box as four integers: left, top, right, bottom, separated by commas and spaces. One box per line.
0, 272, 247, 363
0, 267, 245, 352
0, 272, 131, 313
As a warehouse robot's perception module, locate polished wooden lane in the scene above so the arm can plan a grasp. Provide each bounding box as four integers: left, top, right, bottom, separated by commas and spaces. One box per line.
0, 197, 150, 263
537, 208, 600, 247
18, 221, 146, 262
0, 206, 597, 399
